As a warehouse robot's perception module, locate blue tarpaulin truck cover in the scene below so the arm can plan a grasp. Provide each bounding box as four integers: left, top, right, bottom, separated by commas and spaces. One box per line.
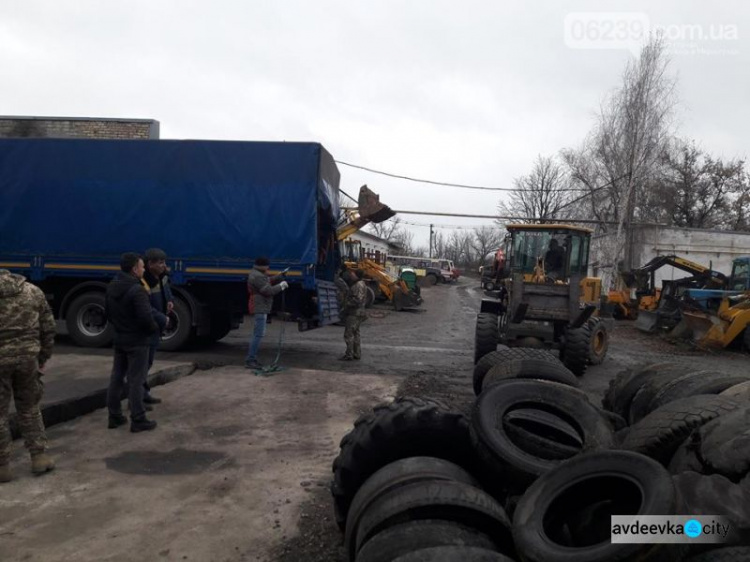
0, 138, 340, 265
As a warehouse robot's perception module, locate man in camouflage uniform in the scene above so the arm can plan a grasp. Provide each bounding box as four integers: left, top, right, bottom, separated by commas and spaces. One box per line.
0, 269, 56, 482
340, 269, 367, 361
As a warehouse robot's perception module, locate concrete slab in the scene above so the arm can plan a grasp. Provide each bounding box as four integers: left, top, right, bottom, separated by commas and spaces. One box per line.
0, 366, 398, 562
9, 353, 195, 437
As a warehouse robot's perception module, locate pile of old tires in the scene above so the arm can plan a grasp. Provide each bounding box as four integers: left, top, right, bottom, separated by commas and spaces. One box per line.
331, 359, 750, 561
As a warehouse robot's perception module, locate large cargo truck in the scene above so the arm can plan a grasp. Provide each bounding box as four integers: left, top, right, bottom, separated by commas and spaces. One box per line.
0, 138, 342, 350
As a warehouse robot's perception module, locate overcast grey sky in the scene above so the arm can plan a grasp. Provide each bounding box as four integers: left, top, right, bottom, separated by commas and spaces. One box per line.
1, 1, 747, 248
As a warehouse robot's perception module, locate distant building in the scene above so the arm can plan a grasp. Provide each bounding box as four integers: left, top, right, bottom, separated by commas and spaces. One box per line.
348, 230, 399, 261
592, 224, 750, 285
0, 115, 160, 139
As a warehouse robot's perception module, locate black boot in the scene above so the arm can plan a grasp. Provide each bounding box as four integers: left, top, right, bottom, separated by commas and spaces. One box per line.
108, 413, 128, 429
130, 416, 157, 433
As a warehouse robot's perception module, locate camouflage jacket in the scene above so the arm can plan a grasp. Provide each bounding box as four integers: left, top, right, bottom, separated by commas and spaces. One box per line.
0, 269, 55, 366
344, 280, 368, 318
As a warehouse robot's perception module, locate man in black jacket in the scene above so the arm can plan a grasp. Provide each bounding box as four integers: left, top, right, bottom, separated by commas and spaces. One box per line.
105, 253, 159, 433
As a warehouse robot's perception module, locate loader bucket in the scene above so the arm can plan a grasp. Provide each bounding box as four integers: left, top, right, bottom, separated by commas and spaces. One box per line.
681, 310, 725, 348
635, 310, 660, 333
357, 185, 395, 224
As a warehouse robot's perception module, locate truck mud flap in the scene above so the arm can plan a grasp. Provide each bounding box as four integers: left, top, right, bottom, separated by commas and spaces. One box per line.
316, 280, 340, 327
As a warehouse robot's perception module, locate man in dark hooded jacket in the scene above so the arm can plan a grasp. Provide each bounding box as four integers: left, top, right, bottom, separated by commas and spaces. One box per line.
105, 253, 158, 432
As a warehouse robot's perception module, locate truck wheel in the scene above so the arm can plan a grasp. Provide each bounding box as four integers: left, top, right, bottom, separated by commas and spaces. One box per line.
474, 313, 499, 364
159, 298, 193, 351
65, 292, 113, 347
420, 274, 437, 287
561, 323, 591, 377
588, 318, 609, 365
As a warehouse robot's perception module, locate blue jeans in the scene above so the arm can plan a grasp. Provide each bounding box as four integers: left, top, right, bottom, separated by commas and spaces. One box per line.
245, 314, 267, 363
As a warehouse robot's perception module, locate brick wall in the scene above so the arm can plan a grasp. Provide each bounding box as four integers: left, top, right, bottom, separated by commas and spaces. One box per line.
0, 116, 159, 139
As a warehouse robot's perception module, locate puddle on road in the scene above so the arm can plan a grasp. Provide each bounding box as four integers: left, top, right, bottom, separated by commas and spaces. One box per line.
105, 448, 231, 475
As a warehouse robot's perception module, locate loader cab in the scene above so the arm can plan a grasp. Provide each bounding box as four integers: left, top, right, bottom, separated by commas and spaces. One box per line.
729, 257, 750, 292
505, 224, 592, 282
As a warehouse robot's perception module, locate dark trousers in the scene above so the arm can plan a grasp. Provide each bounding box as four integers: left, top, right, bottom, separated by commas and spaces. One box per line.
107, 345, 149, 419
143, 339, 159, 397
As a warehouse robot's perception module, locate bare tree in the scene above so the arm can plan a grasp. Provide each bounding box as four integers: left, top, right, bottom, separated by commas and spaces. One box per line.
391, 228, 416, 255
563, 34, 677, 286
366, 217, 403, 242
499, 155, 574, 223
471, 226, 505, 263
432, 231, 446, 259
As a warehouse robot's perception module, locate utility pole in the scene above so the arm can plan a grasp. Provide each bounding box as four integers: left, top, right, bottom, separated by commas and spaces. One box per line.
429, 224, 434, 258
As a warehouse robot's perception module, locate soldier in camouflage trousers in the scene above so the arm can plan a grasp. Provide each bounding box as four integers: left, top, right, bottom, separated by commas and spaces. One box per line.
339, 269, 367, 361
0, 269, 56, 482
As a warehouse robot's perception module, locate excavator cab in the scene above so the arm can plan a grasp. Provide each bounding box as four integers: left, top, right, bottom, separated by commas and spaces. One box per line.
728, 257, 750, 292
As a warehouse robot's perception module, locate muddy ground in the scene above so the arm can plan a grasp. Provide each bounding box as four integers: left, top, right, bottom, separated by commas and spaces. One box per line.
3, 277, 748, 562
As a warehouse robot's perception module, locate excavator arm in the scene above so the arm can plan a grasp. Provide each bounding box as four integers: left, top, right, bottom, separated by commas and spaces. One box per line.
622, 255, 727, 292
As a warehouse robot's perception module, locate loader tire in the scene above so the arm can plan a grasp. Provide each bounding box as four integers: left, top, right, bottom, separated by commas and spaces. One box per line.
620, 395, 740, 465
331, 397, 474, 531
513, 451, 681, 562
471, 379, 613, 490
561, 323, 591, 377
365, 287, 376, 308
474, 313, 499, 364
345, 457, 478, 561
602, 363, 685, 417
355, 520, 497, 562
353, 480, 513, 558
472, 347, 559, 395
627, 370, 709, 425
482, 359, 579, 393
588, 318, 609, 365
648, 373, 750, 412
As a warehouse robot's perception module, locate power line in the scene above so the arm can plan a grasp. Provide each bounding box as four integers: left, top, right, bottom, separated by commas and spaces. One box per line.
335, 160, 589, 193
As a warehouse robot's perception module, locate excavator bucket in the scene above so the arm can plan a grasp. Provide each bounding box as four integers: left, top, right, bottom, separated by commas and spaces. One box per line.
681, 309, 724, 348
357, 185, 395, 224
635, 310, 660, 333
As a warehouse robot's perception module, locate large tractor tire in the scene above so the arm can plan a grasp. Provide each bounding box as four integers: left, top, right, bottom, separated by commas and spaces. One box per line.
474, 313, 499, 364
588, 318, 609, 365
561, 323, 592, 377
65, 292, 113, 347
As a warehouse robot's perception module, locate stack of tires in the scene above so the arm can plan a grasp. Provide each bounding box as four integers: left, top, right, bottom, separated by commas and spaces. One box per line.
331, 361, 750, 561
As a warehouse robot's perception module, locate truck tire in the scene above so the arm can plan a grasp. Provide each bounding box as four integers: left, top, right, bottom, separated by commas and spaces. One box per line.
353, 480, 513, 558
481, 359, 580, 394
720, 380, 750, 401
691, 406, 750, 481
621, 395, 741, 465
393, 547, 515, 562
345, 457, 478, 561
331, 397, 474, 531
513, 451, 681, 562
560, 323, 591, 377
602, 363, 685, 418
356, 520, 497, 562
627, 370, 708, 425
65, 292, 113, 347
648, 373, 750, 412
588, 318, 609, 365
471, 379, 613, 490
474, 313, 499, 365
473, 347, 558, 395
158, 298, 193, 351
419, 274, 438, 287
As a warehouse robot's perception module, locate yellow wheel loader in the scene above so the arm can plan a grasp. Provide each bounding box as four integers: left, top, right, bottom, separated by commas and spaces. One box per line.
475, 224, 610, 376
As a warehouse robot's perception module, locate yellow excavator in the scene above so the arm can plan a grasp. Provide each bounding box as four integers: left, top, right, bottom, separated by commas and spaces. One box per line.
336, 186, 422, 311
680, 257, 750, 351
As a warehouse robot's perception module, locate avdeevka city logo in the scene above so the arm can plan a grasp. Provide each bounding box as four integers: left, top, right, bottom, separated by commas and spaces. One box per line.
685, 519, 702, 538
